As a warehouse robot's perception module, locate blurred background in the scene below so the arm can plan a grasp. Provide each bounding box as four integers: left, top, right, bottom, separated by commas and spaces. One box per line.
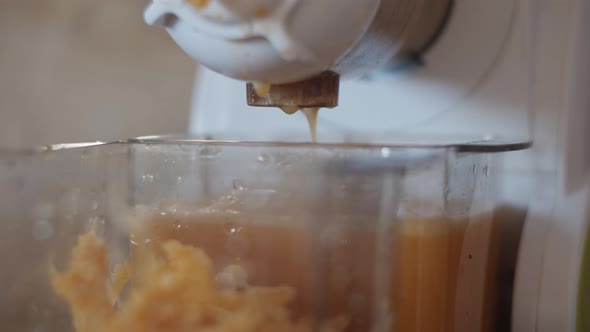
0, 0, 196, 149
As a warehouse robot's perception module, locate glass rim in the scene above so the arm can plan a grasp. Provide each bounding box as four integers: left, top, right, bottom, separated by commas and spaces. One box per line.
0, 135, 532, 157
128, 136, 531, 153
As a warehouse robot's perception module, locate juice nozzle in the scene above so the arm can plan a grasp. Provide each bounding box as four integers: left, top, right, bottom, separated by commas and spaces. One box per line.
246, 72, 339, 109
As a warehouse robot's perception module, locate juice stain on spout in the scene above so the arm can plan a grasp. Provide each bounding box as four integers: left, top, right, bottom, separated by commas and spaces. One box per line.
252, 81, 272, 98
186, 0, 210, 10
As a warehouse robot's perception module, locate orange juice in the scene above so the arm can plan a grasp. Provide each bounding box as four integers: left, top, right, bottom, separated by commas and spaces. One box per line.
394, 218, 468, 332
129, 212, 498, 332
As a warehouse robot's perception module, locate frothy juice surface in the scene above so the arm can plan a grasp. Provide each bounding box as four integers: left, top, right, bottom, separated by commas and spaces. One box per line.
129, 212, 498, 332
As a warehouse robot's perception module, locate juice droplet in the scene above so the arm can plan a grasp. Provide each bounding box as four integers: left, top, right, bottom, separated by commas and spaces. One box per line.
199, 147, 222, 159
232, 179, 245, 190
280, 106, 300, 115
257, 153, 270, 165
159, 202, 178, 216
130, 234, 139, 245
224, 222, 243, 235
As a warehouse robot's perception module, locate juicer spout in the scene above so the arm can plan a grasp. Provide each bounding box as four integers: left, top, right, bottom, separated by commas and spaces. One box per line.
246, 71, 339, 109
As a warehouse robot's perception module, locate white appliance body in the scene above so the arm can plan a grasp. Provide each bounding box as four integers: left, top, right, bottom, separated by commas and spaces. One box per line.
149, 0, 590, 330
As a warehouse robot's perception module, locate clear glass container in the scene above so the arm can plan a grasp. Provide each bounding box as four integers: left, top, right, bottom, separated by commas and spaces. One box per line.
0, 138, 529, 332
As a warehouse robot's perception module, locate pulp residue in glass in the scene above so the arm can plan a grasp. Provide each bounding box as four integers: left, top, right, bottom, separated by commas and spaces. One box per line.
51, 231, 348, 332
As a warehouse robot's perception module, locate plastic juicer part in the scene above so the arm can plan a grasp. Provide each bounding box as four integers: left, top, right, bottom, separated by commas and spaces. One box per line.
246, 71, 339, 108
144, 0, 452, 108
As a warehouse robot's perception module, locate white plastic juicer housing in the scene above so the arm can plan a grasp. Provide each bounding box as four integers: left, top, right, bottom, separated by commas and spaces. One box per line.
145, 0, 590, 330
